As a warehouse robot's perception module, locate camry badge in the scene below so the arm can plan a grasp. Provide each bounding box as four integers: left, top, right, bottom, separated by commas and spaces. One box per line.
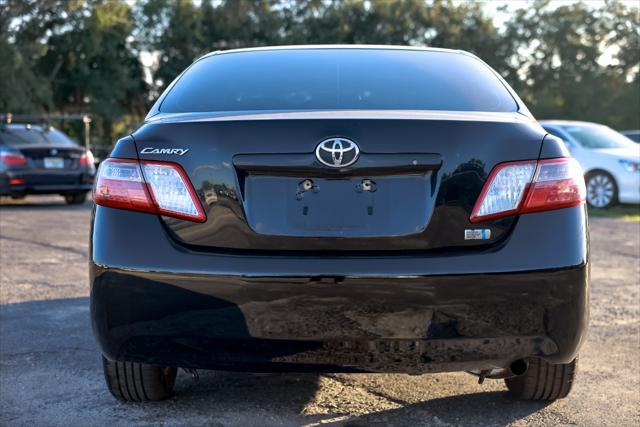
315, 138, 359, 168
140, 147, 189, 156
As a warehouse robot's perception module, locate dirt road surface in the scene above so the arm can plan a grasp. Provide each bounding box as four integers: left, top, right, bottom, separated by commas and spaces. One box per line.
1, 196, 638, 426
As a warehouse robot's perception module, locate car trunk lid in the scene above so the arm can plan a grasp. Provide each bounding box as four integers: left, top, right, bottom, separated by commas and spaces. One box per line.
16, 145, 85, 171
132, 111, 545, 252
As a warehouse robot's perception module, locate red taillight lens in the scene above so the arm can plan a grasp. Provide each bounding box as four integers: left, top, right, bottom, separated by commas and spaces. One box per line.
93, 158, 205, 222
471, 157, 585, 223
521, 158, 586, 213
94, 159, 152, 212
1, 152, 28, 166
80, 151, 95, 166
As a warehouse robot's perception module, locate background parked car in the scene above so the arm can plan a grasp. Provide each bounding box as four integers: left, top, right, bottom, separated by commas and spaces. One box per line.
540, 120, 640, 209
0, 123, 95, 204
621, 130, 640, 143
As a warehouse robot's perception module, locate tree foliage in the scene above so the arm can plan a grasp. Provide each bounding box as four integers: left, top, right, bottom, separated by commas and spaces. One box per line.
504, 0, 639, 129
0, 0, 638, 146
1, 0, 146, 142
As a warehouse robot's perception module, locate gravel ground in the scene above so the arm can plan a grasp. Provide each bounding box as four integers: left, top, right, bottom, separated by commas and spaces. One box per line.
1, 196, 639, 426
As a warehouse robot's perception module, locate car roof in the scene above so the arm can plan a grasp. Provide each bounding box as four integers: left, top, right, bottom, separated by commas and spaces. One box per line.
199, 44, 472, 61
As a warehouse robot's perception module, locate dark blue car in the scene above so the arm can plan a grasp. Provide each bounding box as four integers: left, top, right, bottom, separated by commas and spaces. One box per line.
0, 123, 95, 203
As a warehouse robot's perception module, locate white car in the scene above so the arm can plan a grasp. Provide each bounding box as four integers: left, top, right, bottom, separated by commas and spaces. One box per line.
540, 120, 640, 208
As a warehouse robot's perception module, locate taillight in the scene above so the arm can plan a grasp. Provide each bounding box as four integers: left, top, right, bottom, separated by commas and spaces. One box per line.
93, 158, 206, 222
0, 152, 28, 166
93, 159, 151, 212
522, 158, 586, 213
471, 157, 585, 223
80, 151, 95, 166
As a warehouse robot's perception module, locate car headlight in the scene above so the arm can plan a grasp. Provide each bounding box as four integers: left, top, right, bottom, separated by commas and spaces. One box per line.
619, 159, 640, 172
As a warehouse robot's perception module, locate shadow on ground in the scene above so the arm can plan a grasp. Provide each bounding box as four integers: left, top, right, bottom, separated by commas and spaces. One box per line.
0, 297, 550, 426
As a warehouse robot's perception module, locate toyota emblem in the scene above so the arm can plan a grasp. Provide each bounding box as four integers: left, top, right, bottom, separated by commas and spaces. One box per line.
315, 138, 360, 168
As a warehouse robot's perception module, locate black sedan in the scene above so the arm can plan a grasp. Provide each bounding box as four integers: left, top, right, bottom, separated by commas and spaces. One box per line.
90, 46, 589, 403
0, 123, 95, 204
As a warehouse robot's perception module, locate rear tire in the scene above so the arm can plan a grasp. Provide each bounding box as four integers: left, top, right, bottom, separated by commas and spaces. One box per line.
63, 192, 87, 205
505, 357, 577, 400
102, 356, 177, 402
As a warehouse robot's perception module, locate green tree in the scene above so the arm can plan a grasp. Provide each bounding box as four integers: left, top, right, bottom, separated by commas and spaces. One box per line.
503, 0, 639, 129
145, 0, 205, 88
143, 0, 505, 91
12, 0, 145, 143
1, 0, 147, 143
0, 0, 87, 113
2, 0, 639, 143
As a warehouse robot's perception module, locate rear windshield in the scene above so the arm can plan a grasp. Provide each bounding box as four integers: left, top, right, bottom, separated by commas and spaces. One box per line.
0, 126, 78, 146
160, 49, 518, 113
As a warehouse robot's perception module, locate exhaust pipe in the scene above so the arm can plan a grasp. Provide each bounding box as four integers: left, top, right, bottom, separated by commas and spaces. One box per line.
469, 358, 529, 384
509, 359, 529, 377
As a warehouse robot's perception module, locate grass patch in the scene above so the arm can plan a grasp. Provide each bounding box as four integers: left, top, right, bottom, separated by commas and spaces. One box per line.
588, 204, 640, 221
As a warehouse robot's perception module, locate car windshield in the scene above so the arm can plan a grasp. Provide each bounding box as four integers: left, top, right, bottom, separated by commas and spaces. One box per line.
160, 49, 519, 113
0, 126, 78, 146
561, 124, 636, 149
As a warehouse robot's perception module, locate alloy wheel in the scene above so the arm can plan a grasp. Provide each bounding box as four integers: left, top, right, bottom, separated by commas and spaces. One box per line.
586, 173, 615, 208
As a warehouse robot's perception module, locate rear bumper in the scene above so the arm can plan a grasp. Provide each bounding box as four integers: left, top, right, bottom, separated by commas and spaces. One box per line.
0, 171, 93, 196
91, 206, 589, 374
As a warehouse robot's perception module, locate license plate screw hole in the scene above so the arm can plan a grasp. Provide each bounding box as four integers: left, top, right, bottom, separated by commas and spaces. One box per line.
357, 179, 377, 192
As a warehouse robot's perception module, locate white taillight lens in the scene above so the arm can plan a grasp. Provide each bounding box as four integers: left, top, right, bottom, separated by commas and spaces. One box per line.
471, 157, 585, 223
142, 162, 204, 221
93, 158, 205, 222
471, 161, 536, 221
98, 159, 143, 182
